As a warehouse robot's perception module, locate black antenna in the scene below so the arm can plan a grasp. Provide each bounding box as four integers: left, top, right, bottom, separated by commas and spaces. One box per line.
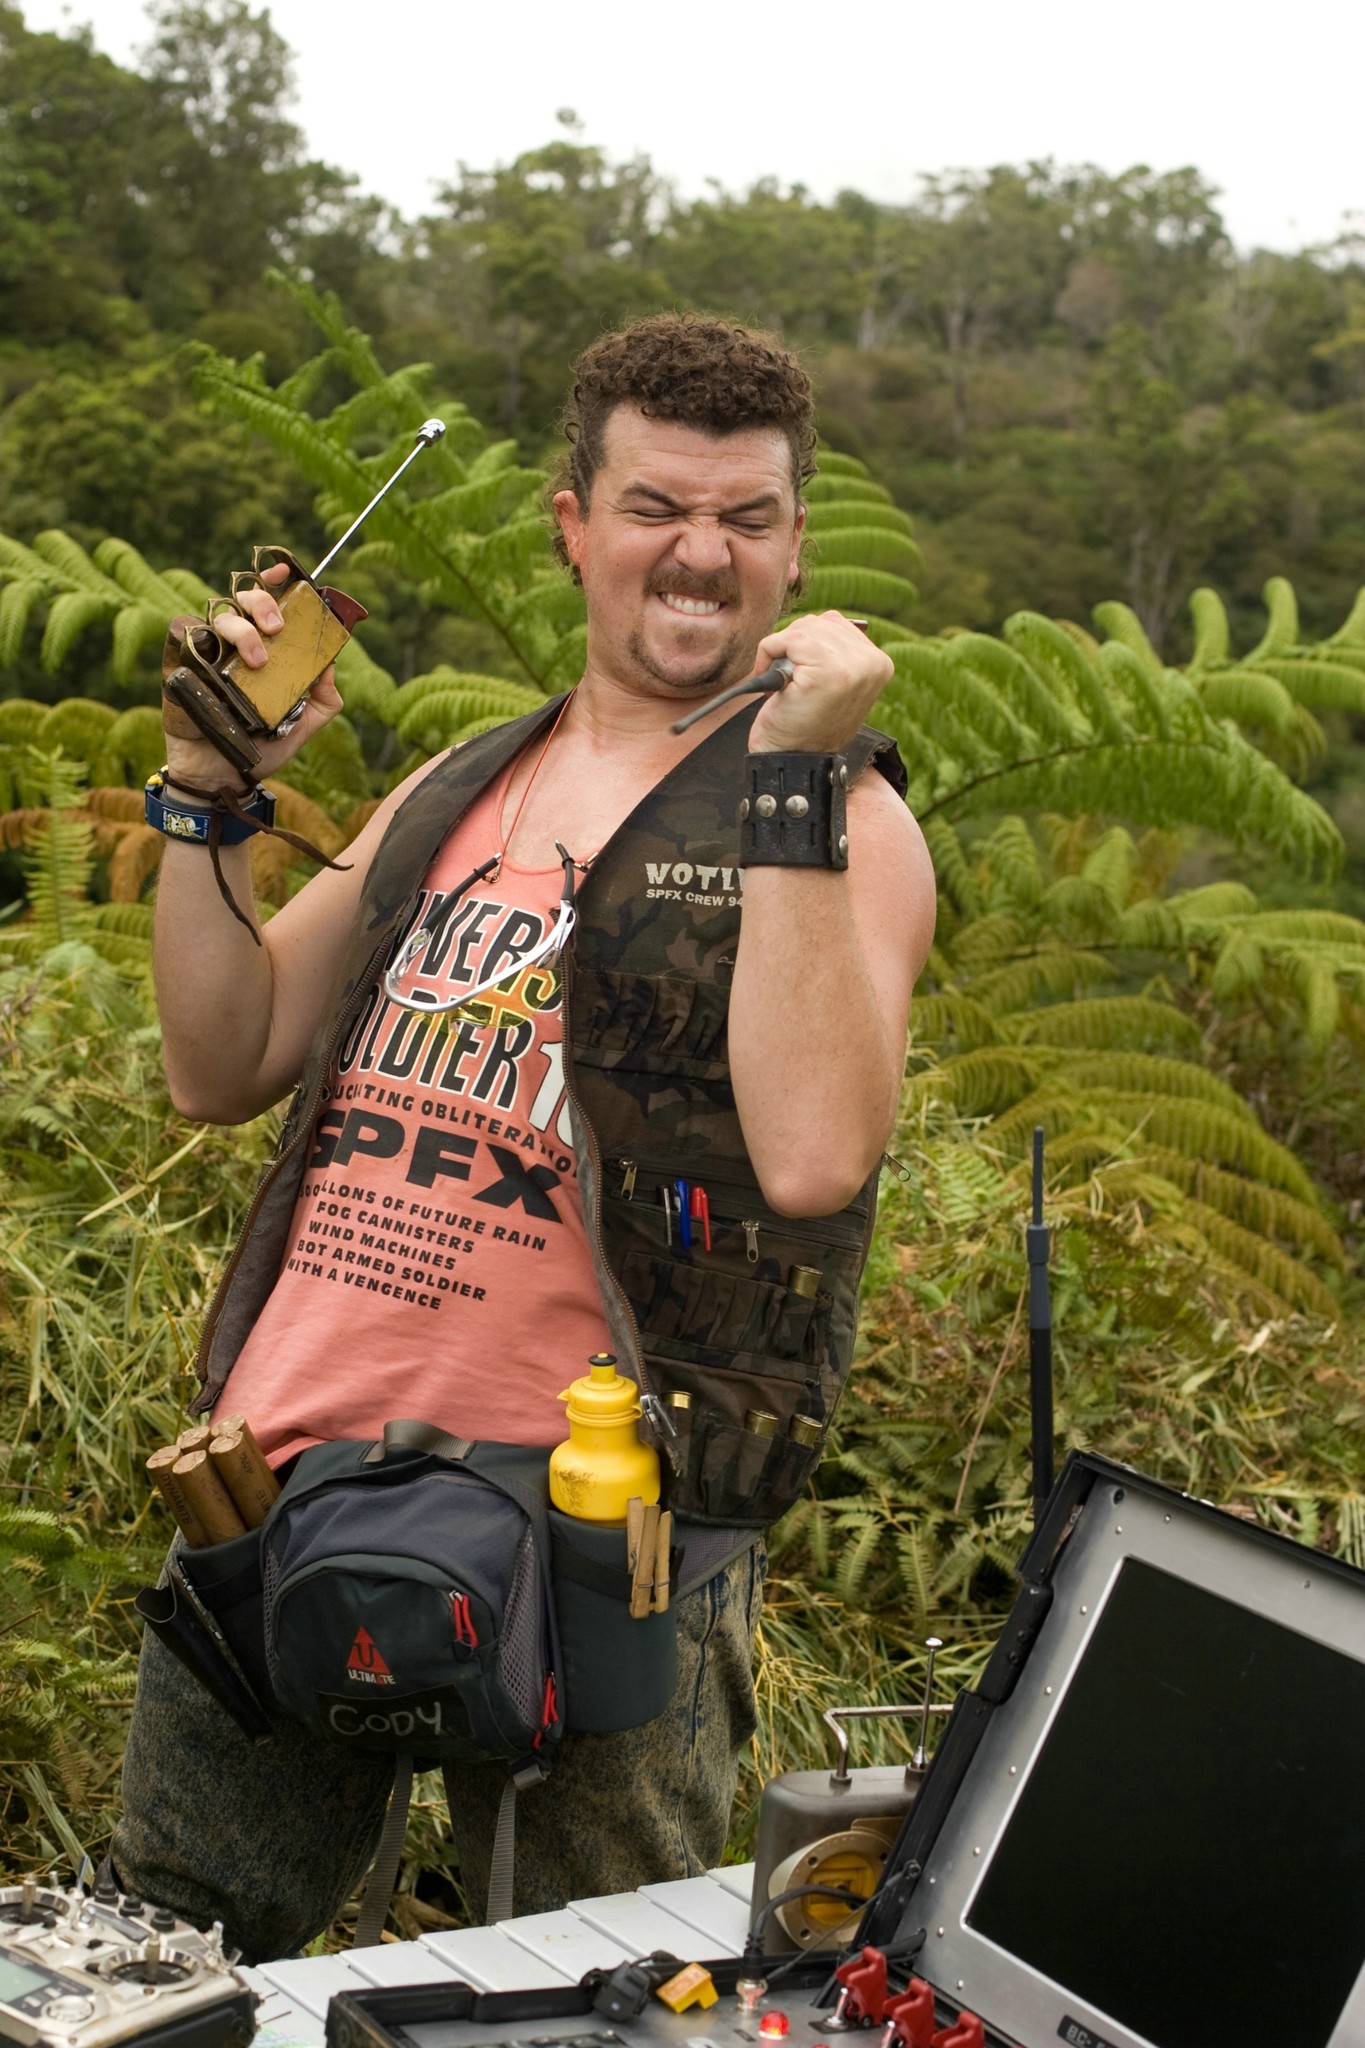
1026, 1124, 1054, 1522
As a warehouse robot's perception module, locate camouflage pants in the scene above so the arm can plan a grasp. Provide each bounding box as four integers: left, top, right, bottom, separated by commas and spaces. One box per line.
111, 1542, 763, 1964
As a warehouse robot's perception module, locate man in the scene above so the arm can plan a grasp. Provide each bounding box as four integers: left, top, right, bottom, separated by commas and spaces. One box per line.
116, 313, 935, 1958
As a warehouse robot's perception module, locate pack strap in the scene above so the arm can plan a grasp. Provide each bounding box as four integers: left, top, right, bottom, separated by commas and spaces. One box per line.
353, 1753, 415, 1946
551, 1541, 685, 1603
476, 1759, 548, 1925
362, 1419, 476, 1465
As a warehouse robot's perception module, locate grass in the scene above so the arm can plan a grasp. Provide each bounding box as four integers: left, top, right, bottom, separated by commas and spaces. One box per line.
2, 953, 1363, 1937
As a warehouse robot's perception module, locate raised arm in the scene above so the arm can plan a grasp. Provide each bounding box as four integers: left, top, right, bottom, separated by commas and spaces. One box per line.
727, 611, 935, 1215
153, 577, 423, 1124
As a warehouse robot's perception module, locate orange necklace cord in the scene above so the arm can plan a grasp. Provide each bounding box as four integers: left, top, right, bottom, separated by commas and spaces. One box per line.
383, 694, 585, 1015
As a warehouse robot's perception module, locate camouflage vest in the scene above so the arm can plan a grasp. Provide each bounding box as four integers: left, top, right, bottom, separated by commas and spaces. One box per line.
195, 698, 907, 1527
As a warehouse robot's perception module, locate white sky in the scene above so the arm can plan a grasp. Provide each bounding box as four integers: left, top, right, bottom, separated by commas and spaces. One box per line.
26, 0, 1365, 253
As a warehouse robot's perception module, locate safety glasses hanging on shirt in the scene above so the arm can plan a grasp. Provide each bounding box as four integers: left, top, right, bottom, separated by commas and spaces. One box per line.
383, 844, 582, 1017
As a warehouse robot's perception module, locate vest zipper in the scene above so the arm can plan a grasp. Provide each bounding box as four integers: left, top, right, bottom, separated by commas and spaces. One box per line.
559, 954, 658, 1432
193, 924, 408, 1407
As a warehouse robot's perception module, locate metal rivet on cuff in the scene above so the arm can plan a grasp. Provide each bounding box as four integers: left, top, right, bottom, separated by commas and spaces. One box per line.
785, 794, 810, 818
755, 793, 778, 818
838, 834, 849, 857
838, 762, 849, 787
739, 797, 750, 820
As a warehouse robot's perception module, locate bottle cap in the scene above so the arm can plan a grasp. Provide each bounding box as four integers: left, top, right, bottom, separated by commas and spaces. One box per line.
559, 1355, 641, 1422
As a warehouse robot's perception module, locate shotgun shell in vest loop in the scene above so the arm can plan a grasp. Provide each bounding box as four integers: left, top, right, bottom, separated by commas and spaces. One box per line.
789, 1414, 822, 1448
170, 1449, 248, 1546
207, 1430, 281, 1529
788, 1264, 822, 1299
664, 1389, 693, 1409
176, 1424, 213, 1454
146, 1445, 211, 1549
744, 1410, 779, 1438
550, 1356, 661, 1525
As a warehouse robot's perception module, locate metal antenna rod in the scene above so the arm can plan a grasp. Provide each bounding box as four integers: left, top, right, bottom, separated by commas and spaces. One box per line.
669, 618, 870, 735
1027, 1124, 1054, 1523
312, 418, 446, 582
912, 1636, 944, 1771
670, 658, 793, 735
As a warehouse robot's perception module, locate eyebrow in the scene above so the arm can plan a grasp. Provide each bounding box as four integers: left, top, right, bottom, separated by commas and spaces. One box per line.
616, 484, 786, 516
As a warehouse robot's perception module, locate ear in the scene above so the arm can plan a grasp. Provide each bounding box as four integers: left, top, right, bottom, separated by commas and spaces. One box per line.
786, 503, 807, 588
553, 489, 587, 572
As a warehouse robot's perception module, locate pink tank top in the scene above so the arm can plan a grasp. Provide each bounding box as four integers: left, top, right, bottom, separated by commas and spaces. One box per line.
220, 761, 611, 1464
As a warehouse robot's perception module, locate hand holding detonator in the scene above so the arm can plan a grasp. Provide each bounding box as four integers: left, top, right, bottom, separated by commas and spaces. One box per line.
670, 612, 891, 748
746, 610, 893, 755
161, 420, 445, 784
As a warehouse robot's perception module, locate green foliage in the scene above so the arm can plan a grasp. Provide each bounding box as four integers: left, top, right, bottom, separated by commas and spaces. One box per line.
1, 43, 1364, 1900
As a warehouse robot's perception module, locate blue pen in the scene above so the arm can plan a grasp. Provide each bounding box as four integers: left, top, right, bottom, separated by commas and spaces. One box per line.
674, 1177, 692, 1249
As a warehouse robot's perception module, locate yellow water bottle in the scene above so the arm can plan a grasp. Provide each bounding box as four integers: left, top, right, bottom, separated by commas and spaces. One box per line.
549, 1353, 661, 1525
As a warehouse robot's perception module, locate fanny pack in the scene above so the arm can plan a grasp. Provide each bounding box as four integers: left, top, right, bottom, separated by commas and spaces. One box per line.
138, 1418, 679, 1936
262, 1423, 561, 1768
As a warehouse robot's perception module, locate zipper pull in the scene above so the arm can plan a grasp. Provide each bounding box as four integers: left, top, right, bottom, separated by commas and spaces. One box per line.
640, 1391, 676, 1438
743, 1219, 760, 1264
620, 1159, 637, 1200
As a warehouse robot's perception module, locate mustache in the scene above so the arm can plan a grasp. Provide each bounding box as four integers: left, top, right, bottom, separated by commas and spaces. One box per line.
648, 567, 741, 606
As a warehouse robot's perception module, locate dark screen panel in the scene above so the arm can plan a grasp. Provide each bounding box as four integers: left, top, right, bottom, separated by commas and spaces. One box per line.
967, 1559, 1365, 2048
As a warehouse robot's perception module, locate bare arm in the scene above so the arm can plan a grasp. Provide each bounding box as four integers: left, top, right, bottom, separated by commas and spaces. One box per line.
727, 612, 935, 1215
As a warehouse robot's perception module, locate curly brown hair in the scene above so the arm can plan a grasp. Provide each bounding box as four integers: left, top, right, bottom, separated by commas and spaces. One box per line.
549, 312, 817, 574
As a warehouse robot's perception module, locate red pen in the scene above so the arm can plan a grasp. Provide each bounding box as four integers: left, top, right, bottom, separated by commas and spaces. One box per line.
690, 1185, 712, 1251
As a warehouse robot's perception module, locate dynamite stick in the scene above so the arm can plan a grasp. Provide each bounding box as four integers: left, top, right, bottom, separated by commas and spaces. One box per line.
146, 1445, 211, 1549
208, 1431, 280, 1529
212, 1412, 246, 1439
176, 1424, 213, 1455
171, 1448, 248, 1545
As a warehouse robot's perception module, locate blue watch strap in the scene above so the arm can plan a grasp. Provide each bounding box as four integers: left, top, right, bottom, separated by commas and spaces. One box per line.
144, 773, 276, 845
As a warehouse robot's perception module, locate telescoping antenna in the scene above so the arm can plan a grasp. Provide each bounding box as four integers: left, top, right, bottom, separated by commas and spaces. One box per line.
1027, 1123, 1054, 1524
311, 418, 446, 582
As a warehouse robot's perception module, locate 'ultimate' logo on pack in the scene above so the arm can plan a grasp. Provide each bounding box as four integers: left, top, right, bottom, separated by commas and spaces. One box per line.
345, 1626, 394, 1685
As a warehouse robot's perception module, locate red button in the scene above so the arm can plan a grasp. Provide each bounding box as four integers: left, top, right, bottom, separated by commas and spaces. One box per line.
758, 2015, 790, 2038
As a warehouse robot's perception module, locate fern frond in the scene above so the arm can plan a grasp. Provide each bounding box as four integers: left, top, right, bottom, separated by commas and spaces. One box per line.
909, 992, 1001, 1049
804, 499, 916, 538
1247, 576, 1299, 660
811, 526, 921, 578
40, 592, 113, 671
1140, 1149, 1343, 1263
1197, 670, 1297, 732
1092, 601, 1163, 678
1007, 997, 1201, 1053
1175, 1199, 1336, 1316
1188, 587, 1230, 668
991, 1090, 1317, 1202
904, 1047, 1040, 1117
802, 473, 894, 506
106, 825, 164, 902
796, 564, 918, 620
1254, 658, 1365, 714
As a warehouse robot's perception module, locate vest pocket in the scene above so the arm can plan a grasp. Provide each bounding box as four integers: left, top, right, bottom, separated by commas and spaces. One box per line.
621, 1249, 816, 1359
688, 1412, 819, 1526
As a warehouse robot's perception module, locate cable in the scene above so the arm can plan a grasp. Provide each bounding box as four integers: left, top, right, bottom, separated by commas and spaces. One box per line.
742, 1884, 866, 1964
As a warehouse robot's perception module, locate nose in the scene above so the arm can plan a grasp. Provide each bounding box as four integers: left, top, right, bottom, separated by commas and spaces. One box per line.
671, 516, 731, 578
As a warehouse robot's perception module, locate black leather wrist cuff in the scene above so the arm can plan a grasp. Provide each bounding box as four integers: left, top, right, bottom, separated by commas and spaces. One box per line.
739, 752, 849, 869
